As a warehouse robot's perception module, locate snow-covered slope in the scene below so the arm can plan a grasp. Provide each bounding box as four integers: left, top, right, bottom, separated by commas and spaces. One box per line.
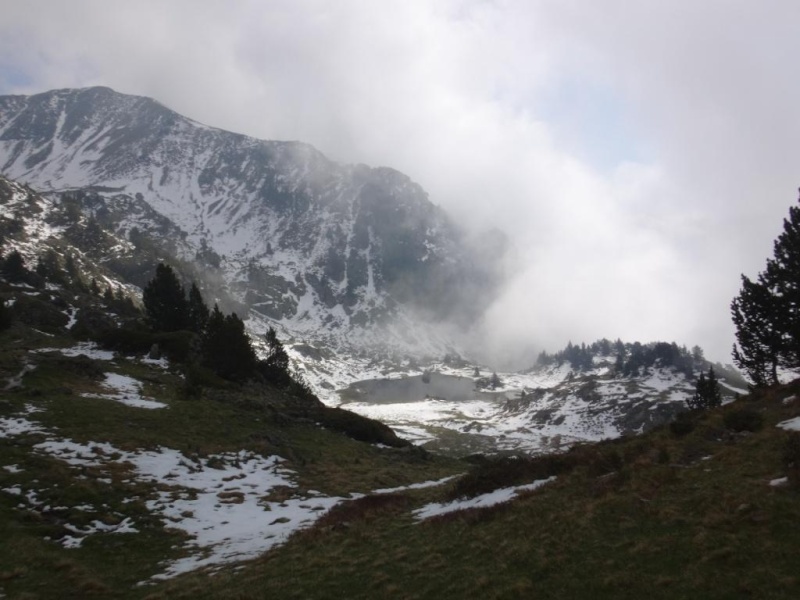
337, 353, 748, 455
0, 87, 504, 354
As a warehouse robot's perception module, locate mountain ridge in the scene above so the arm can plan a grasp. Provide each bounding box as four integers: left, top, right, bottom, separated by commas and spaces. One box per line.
0, 86, 504, 357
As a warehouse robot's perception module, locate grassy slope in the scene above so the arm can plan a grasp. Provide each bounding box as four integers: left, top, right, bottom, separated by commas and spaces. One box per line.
2, 295, 800, 598
0, 319, 461, 599
152, 386, 800, 600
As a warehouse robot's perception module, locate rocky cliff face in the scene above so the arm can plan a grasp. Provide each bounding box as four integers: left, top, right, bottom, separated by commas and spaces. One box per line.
0, 87, 504, 352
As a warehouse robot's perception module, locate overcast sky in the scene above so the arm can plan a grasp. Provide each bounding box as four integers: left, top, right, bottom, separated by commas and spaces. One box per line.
1, 0, 799, 366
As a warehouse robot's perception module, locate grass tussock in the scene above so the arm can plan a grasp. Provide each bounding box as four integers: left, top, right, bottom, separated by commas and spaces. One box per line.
311, 493, 412, 531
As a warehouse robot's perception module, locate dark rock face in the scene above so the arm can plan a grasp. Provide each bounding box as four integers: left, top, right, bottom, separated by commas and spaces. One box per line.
0, 87, 505, 349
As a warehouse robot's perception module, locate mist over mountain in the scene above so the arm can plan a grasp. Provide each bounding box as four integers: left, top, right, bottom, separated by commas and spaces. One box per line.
0, 86, 505, 355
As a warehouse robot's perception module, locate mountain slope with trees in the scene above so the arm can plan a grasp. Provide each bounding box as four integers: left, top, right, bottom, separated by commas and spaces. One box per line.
0, 87, 505, 356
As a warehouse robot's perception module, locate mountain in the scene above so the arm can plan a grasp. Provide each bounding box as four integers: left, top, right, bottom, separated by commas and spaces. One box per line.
0, 88, 748, 458
0, 150, 747, 457
0, 86, 505, 355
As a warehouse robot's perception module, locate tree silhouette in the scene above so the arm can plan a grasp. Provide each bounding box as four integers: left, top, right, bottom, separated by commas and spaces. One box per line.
1, 250, 29, 283
731, 275, 781, 386
259, 326, 292, 386
186, 282, 210, 334
264, 327, 290, 372
731, 190, 800, 385
202, 305, 257, 382
687, 367, 722, 411
143, 263, 188, 332
764, 191, 800, 368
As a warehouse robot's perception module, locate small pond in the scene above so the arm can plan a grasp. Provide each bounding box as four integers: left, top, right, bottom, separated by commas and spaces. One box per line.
338, 372, 509, 405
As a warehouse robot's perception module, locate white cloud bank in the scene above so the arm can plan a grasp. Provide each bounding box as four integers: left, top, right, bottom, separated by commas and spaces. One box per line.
2, 0, 799, 366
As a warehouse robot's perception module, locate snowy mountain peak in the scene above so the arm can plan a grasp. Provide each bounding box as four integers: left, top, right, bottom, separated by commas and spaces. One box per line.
0, 87, 504, 355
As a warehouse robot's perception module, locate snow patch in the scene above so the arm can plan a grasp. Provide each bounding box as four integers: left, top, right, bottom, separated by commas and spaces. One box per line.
777, 416, 800, 432
373, 475, 459, 494
413, 477, 556, 520
0, 416, 46, 438
1, 413, 348, 579
83, 373, 167, 409
35, 343, 116, 361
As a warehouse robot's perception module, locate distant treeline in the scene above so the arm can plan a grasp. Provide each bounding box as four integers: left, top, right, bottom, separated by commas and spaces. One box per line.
535, 339, 706, 378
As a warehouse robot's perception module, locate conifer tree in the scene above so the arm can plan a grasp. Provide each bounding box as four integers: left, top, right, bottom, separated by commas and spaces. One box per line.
731, 276, 781, 386
731, 191, 800, 385
186, 282, 210, 334
1, 250, 28, 283
143, 263, 188, 332
36, 250, 64, 285
764, 192, 800, 367
201, 305, 257, 382
490, 372, 502, 389
687, 367, 722, 411
264, 326, 290, 373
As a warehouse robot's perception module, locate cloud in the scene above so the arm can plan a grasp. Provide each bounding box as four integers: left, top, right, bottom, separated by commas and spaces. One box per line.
2, 0, 799, 367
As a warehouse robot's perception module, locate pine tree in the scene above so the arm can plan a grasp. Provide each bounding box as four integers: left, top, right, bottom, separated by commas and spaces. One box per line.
1, 250, 29, 283
258, 326, 292, 386
36, 250, 64, 285
490, 372, 501, 389
202, 305, 257, 382
143, 263, 188, 332
687, 367, 722, 411
731, 275, 781, 386
764, 192, 800, 367
732, 191, 800, 385
186, 282, 210, 334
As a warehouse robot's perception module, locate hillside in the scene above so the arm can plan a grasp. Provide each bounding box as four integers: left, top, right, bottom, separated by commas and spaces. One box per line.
3, 263, 800, 597
0, 252, 463, 596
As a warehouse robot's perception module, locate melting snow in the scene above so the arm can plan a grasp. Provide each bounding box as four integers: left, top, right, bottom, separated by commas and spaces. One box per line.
62, 518, 139, 549
35, 342, 116, 361
413, 477, 556, 520
0, 416, 46, 438
83, 373, 167, 409
777, 417, 800, 432
373, 475, 459, 494
0, 412, 349, 579
3, 362, 36, 391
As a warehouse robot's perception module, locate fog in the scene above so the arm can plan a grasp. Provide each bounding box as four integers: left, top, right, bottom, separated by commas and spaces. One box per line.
2, 0, 799, 366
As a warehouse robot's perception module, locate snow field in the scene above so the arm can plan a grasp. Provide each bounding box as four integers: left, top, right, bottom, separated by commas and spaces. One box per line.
0, 415, 347, 579
1, 410, 517, 580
